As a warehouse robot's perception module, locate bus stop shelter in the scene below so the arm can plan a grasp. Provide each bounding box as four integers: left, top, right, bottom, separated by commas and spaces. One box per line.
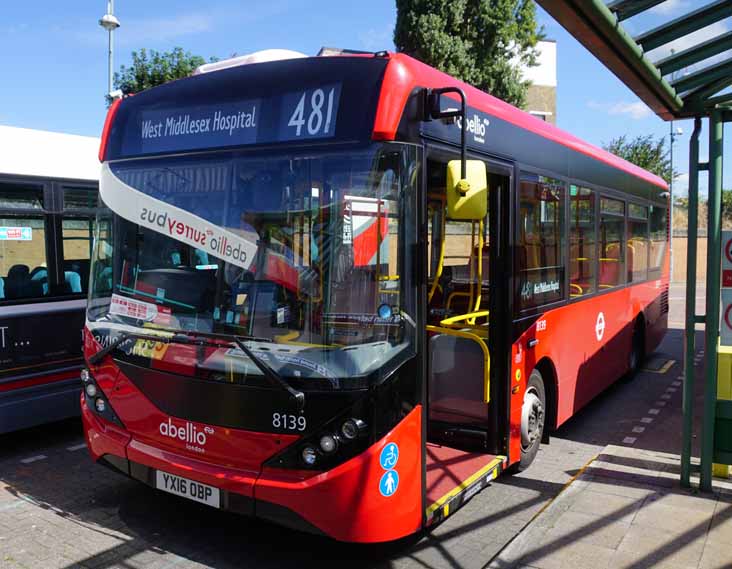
536, 0, 732, 492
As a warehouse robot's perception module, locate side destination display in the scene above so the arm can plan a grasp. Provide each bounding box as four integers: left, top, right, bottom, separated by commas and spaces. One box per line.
106, 57, 389, 160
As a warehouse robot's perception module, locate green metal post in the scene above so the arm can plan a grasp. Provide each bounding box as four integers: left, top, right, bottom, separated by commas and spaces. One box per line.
701, 109, 724, 492
682, 117, 703, 488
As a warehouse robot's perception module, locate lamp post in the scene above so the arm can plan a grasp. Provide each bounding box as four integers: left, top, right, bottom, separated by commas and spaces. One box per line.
99, 1, 121, 101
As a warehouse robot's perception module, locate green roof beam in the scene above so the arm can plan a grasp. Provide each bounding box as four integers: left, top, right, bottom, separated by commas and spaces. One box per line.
656, 31, 732, 76
672, 57, 732, 93
680, 76, 732, 115
607, 0, 668, 22
536, 0, 683, 119
706, 91, 732, 107
634, 0, 732, 52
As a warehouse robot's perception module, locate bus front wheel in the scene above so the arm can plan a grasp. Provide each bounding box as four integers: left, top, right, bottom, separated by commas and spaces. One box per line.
518, 369, 546, 471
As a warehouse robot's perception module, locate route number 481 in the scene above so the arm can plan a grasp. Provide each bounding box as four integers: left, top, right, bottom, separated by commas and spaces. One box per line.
288, 88, 336, 137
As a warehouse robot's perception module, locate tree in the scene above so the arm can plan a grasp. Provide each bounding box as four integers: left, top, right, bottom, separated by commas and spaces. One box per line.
394, 0, 543, 108
114, 47, 214, 97
603, 134, 675, 185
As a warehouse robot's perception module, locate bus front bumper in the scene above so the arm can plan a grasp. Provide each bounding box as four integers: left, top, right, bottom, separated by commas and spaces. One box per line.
82, 401, 423, 543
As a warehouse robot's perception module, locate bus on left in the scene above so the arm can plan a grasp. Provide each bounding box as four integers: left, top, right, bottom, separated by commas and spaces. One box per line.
0, 125, 99, 433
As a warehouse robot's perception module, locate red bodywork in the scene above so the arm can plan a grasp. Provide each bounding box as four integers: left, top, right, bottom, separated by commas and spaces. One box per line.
83, 324, 422, 542
87, 52, 670, 542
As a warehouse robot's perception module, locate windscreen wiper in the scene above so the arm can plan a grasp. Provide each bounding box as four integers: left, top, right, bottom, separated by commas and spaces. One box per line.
233, 337, 305, 412
88, 332, 133, 365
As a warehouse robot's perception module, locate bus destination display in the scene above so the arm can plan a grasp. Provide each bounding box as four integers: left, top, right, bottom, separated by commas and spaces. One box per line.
134, 83, 342, 155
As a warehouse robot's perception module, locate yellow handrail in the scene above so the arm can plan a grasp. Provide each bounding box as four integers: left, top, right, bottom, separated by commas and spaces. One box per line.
440, 310, 490, 327
426, 324, 490, 403
428, 207, 446, 303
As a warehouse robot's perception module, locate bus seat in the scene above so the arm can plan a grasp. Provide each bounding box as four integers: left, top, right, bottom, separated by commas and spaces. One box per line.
64, 271, 82, 293
5, 264, 44, 299
30, 267, 49, 295
429, 333, 488, 426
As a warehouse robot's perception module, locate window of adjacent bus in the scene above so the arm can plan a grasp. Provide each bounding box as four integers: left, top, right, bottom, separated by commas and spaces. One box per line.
63, 186, 97, 211
627, 204, 649, 283
599, 197, 625, 289
517, 175, 565, 310
649, 205, 667, 277
569, 186, 595, 297
0, 182, 48, 301
61, 186, 97, 295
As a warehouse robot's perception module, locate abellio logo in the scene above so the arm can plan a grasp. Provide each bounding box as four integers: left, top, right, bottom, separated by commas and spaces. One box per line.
159, 418, 213, 452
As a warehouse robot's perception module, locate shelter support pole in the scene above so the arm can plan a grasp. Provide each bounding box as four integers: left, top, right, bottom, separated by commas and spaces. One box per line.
682, 116, 703, 487
701, 109, 724, 492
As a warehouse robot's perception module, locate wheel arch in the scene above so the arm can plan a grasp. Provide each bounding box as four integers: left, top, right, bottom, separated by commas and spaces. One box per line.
534, 356, 558, 437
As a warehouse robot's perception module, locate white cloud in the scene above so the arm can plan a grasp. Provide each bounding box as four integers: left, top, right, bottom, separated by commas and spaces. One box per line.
587, 100, 653, 120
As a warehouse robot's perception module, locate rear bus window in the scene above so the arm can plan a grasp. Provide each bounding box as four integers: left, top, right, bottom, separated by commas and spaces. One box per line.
516, 175, 565, 311
649, 205, 667, 277
628, 203, 649, 283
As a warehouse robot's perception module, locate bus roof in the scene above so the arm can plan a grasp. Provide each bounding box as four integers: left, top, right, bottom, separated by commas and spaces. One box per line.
101, 51, 666, 193
0, 125, 99, 182
374, 53, 668, 191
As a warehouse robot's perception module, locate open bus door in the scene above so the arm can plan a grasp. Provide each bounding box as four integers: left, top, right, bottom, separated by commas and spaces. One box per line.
423, 154, 512, 527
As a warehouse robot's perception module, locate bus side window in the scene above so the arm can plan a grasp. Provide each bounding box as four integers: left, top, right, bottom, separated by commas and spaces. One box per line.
599, 198, 625, 289
0, 181, 49, 301
61, 186, 98, 295
516, 175, 565, 310
569, 186, 596, 297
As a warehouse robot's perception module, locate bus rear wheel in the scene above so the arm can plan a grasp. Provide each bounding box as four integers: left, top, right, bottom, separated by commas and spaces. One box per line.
518, 369, 546, 471
625, 321, 645, 380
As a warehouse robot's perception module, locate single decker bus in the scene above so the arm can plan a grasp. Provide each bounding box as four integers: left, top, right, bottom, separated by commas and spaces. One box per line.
81, 49, 669, 542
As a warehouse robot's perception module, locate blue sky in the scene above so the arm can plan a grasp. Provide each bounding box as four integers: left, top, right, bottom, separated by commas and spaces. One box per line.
1, 0, 728, 193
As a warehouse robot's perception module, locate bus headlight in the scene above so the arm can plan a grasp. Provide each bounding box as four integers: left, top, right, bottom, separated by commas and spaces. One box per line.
340, 418, 366, 440
301, 446, 318, 466
85, 383, 98, 398
80, 369, 90, 383
95, 398, 106, 413
319, 434, 338, 454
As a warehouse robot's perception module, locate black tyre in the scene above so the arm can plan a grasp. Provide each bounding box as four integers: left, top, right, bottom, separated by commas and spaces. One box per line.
518, 368, 546, 471
625, 321, 645, 380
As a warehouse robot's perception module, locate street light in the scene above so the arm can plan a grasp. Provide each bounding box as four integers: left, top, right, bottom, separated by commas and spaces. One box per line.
99, 1, 121, 101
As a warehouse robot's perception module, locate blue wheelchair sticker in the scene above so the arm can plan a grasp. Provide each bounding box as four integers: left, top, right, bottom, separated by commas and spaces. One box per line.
379, 442, 399, 470
379, 469, 399, 497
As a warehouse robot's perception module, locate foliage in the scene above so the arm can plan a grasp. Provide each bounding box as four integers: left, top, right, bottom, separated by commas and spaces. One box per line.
114, 47, 214, 97
394, 0, 543, 108
603, 134, 675, 185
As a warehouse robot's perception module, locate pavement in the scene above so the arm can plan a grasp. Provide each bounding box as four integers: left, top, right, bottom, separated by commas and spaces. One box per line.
490, 445, 732, 569
0, 282, 729, 569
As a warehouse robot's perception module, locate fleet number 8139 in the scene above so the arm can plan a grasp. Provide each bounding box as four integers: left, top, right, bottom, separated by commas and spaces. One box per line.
272, 412, 307, 431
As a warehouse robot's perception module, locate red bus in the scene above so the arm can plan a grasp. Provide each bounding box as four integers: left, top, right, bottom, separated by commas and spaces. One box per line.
81, 50, 669, 542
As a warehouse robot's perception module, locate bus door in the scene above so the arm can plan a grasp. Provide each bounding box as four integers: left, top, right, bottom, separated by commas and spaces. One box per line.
425, 153, 512, 454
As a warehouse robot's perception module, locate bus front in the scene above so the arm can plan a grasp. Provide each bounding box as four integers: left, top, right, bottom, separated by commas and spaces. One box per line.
82, 54, 422, 542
